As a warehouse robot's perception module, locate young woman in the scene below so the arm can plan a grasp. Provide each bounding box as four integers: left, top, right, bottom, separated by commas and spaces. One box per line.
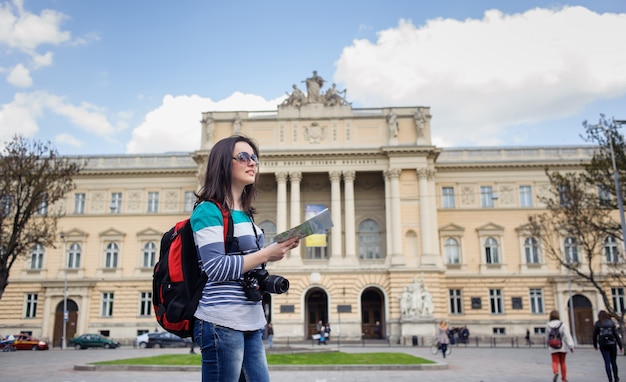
593, 310, 623, 382
437, 320, 450, 358
191, 135, 299, 382
547, 310, 575, 382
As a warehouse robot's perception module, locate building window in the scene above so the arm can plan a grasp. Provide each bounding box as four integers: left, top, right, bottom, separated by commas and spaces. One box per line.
104, 242, 118, 269
519, 185, 533, 207
1, 194, 13, 216
143, 242, 157, 268
74, 193, 85, 214
598, 185, 612, 206
183, 191, 196, 212
101, 292, 114, 317
147, 192, 159, 213
442, 187, 455, 208
110, 192, 122, 214
612, 288, 625, 314
493, 327, 506, 335
485, 237, 499, 264
480, 186, 494, 208
449, 289, 463, 314
564, 237, 579, 263
259, 221, 276, 247
139, 292, 152, 317
36, 194, 48, 215
605, 236, 620, 263
445, 238, 460, 264
358, 219, 381, 259
25, 293, 38, 318
30, 244, 44, 270
525, 237, 540, 264
558, 185, 571, 207
67, 243, 81, 269
529, 288, 544, 314
489, 289, 503, 314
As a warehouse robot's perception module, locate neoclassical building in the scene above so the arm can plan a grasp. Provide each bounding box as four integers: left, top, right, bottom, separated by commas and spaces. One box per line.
0, 75, 621, 346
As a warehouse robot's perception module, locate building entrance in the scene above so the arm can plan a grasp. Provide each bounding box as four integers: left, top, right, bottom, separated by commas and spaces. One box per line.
361, 287, 385, 339
305, 288, 328, 339
567, 294, 593, 345
53, 299, 78, 348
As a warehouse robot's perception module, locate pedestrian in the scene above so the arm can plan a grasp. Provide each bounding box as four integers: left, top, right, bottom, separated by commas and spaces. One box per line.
266, 322, 274, 349
374, 321, 382, 339
325, 322, 331, 343
191, 135, 300, 382
593, 310, 623, 382
460, 326, 470, 345
525, 329, 533, 346
189, 340, 196, 354
547, 310, 575, 382
437, 320, 450, 358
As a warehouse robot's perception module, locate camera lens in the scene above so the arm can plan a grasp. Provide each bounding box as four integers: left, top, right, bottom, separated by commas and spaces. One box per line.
263, 275, 289, 294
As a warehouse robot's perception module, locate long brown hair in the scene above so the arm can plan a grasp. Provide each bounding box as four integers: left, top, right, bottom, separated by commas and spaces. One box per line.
196, 135, 259, 214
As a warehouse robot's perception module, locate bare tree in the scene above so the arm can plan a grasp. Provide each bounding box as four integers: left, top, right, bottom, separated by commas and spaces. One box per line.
529, 170, 622, 315
0, 136, 84, 300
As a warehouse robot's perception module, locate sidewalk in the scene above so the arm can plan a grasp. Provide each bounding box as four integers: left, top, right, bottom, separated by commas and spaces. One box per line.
1, 344, 622, 382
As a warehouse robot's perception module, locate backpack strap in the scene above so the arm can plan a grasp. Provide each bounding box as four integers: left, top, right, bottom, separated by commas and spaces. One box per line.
207, 199, 233, 249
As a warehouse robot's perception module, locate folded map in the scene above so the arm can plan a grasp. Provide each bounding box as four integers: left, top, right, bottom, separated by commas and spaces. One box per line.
273, 208, 334, 242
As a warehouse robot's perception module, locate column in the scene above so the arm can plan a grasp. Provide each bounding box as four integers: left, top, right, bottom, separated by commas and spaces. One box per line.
417, 168, 432, 254
329, 171, 343, 264
384, 172, 392, 258
343, 170, 357, 263
387, 168, 404, 265
275, 172, 288, 234
289, 172, 302, 228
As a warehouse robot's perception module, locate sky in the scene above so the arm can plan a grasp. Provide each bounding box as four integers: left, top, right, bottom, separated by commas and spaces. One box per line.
1, 0, 625, 155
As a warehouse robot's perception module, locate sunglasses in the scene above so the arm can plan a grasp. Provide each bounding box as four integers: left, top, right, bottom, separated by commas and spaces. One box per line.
232, 152, 259, 166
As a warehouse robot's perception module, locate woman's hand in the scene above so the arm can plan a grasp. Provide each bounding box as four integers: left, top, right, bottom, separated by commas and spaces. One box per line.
267, 237, 299, 262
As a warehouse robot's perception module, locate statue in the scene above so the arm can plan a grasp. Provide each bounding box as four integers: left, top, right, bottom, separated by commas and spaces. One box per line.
421, 286, 434, 316
201, 114, 215, 149
399, 275, 434, 318
233, 113, 242, 134
387, 112, 399, 137
414, 109, 427, 138
304, 70, 325, 103
282, 84, 306, 108
324, 83, 349, 107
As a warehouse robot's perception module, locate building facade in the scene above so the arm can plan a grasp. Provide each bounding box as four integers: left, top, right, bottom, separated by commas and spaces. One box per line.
0, 77, 622, 347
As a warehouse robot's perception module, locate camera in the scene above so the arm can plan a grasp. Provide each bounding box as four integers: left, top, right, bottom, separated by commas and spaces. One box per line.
241, 268, 289, 301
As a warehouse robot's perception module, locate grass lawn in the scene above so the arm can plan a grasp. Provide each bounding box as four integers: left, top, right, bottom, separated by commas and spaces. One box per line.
94, 352, 434, 366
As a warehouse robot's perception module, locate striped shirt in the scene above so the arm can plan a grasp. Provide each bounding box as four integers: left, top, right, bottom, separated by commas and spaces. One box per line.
190, 201, 266, 331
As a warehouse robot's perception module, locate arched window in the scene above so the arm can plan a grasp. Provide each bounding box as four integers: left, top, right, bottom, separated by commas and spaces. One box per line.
143, 241, 157, 268
564, 237, 579, 263
105, 242, 119, 268
605, 236, 620, 263
445, 238, 460, 264
485, 237, 499, 264
358, 219, 381, 259
259, 220, 277, 247
30, 244, 44, 269
524, 237, 539, 264
68, 243, 81, 269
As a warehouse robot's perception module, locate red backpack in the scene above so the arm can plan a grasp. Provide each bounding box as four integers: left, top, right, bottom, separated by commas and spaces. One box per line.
152, 201, 232, 338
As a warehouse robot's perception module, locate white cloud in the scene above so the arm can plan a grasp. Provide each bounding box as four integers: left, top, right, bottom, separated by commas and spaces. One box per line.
335, 6, 626, 147
126, 92, 284, 154
0, 0, 70, 51
55, 133, 82, 148
0, 91, 122, 143
7, 63, 31, 87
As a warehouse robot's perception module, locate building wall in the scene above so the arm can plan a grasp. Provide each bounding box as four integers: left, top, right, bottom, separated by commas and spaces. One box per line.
0, 103, 618, 346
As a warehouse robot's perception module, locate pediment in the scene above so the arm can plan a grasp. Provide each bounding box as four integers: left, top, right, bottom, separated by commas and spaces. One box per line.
99, 228, 126, 237
476, 222, 504, 232
137, 227, 163, 237
439, 223, 465, 233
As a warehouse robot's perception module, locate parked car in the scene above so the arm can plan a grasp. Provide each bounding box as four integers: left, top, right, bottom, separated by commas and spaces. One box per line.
145, 332, 192, 348
134, 332, 150, 348
11, 334, 49, 351
69, 334, 119, 350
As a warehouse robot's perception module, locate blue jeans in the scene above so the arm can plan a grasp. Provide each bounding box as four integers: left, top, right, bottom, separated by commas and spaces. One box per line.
194, 320, 269, 382
600, 345, 619, 382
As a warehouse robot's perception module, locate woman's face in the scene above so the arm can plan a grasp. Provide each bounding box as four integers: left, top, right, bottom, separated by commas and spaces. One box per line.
231, 141, 258, 188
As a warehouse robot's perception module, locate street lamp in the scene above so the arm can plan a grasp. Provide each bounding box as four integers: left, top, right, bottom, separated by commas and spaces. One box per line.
60, 232, 67, 350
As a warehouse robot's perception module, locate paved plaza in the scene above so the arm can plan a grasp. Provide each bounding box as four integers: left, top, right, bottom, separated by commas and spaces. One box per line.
0, 344, 623, 381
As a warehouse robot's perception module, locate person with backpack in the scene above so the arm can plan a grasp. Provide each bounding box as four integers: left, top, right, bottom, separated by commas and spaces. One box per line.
547, 310, 575, 382
593, 310, 623, 382
191, 135, 300, 382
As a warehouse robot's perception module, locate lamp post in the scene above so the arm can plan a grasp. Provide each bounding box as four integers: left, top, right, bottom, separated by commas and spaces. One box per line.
60, 232, 67, 350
